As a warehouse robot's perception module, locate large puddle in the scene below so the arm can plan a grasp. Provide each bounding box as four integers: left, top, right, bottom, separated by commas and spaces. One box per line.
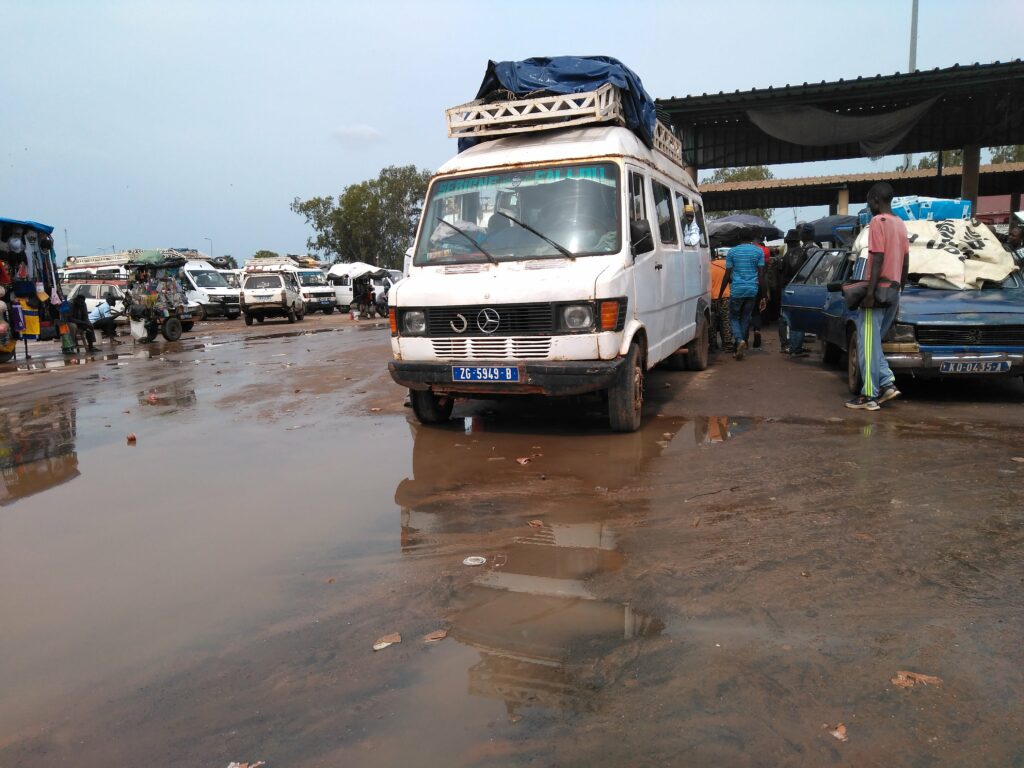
2, 329, 1021, 767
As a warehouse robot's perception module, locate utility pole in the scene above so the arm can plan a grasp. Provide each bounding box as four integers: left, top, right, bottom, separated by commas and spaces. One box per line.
902, 0, 919, 171
64, 228, 69, 262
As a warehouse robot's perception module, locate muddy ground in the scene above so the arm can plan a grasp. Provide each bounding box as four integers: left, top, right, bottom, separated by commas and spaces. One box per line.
1, 315, 1022, 767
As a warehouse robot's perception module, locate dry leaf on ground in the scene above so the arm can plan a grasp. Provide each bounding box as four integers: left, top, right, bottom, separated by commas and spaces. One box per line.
528, 519, 544, 528
126, 433, 137, 445
373, 632, 401, 651
891, 670, 943, 688
1012, 457, 1024, 463
325, 577, 336, 585
828, 723, 848, 742
516, 457, 531, 465
423, 629, 448, 642
227, 762, 266, 768
369, 407, 382, 412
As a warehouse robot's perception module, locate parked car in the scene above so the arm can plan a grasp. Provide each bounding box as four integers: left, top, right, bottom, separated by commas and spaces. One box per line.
240, 270, 305, 325
783, 246, 1024, 392
66, 282, 129, 325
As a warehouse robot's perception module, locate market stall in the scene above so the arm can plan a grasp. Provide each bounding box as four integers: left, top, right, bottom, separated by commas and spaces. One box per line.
0, 217, 68, 362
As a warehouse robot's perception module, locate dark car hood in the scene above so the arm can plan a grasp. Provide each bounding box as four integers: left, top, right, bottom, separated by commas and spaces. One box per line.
899, 287, 1024, 324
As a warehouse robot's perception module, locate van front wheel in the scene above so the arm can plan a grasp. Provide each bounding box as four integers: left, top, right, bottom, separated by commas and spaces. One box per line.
410, 389, 453, 424
685, 314, 710, 371
608, 342, 644, 432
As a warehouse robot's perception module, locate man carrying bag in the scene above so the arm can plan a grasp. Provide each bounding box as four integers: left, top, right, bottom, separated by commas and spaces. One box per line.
845, 183, 910, 410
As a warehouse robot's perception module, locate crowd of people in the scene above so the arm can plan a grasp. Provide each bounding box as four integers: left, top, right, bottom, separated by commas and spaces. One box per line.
710, 182, 914, 411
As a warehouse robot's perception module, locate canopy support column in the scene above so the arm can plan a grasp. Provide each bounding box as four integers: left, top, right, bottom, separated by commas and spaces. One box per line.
961, 144, 980, 209
836, 188, 850, 215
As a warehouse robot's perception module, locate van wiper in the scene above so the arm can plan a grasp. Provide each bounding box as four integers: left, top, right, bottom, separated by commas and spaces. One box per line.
493, 210, 574, 258
435, 218, 497, 264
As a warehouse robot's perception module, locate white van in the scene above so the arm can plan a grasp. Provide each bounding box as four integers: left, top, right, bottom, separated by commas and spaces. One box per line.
180, 259, 242, 320
388, 89, 710, 432
295, 268, 338, 314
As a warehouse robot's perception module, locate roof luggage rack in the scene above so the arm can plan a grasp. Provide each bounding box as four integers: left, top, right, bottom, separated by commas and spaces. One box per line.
446, 83, 684, 167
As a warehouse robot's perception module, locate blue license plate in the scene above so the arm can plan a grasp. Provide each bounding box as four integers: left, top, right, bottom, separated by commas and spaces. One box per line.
320, 298, 331, 304
452, 366, 520, 382
939, 361, 1010, 373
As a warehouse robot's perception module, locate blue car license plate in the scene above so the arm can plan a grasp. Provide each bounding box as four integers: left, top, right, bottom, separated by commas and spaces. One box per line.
940, 361, 1010, 373
320, 298, 331, 304
452, 366, 520, 382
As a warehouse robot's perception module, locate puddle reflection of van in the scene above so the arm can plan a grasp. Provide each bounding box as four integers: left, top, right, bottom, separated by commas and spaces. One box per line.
389, 63, 711, 432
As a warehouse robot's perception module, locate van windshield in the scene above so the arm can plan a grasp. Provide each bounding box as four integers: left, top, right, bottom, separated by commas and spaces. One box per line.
414, 162, 621, 266
298, 271, 327, 286
189, 270, 229, 288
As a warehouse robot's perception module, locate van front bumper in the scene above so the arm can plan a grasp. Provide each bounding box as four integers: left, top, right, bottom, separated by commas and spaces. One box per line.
389, 359, 625, 397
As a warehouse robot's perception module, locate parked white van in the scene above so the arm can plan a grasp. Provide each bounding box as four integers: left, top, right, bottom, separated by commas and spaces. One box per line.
181, 259, 242, 320
388, 84, 710, 432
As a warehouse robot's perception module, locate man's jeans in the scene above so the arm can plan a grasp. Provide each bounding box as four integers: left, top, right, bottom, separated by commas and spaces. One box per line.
729, 297, 756, 345
855, 299, 899, 398
779, 310, 805, 351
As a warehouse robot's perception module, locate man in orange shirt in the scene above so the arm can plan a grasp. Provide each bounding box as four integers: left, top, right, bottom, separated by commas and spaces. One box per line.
709, 256, 733, 351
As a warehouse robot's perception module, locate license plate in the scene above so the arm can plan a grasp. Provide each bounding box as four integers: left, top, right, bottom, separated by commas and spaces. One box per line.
320, 298, 331, 304
452, 366, 520, 382
254, 294, 271, 300
939, 361, 1010, 373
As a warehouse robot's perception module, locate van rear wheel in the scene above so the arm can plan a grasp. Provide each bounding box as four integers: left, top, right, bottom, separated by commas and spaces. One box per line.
410, 389, 453, 424
608, 342, 644, 432
847, 329, 863, 394
244, 313, 253, 326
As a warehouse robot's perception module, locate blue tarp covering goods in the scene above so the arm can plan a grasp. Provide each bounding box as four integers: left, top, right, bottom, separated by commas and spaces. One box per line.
461, 56, 658, 152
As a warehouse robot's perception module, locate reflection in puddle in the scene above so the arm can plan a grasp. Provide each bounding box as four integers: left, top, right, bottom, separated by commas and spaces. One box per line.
13, 349, 152, 372
0, 397, 79, 505
137, 380, 198, 411
398, 418, 666, 719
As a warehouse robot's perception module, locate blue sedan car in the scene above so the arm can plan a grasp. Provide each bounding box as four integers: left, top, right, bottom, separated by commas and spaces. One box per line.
783, 248, 1024, 392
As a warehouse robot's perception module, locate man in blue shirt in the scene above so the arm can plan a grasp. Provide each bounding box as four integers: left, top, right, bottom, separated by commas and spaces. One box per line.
717, 228, 765, 360
87, 294, 120, 342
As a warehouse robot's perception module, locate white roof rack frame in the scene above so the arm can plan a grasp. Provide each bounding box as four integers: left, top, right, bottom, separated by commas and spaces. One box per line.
446, 83, 684, 167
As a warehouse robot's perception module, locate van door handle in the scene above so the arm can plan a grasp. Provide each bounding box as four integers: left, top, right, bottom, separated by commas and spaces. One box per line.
655, 263, 663, 270
784, 289, 795, 295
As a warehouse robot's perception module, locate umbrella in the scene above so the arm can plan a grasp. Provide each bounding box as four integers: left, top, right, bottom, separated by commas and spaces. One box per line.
706, 214, 784, 247
809, 214, 858, 244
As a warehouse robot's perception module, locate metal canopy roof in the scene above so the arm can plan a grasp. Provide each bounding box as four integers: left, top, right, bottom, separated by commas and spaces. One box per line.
700, 162, 1024, 211
658, 61, 1024, 168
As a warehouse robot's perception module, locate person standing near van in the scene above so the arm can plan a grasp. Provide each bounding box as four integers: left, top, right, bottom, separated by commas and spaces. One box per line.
718, 228, 764, 360
846, 182, 909, 410
708, 255, 733, 352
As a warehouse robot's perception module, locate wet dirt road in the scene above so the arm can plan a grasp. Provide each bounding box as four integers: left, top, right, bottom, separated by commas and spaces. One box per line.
1, 317, 1022, 767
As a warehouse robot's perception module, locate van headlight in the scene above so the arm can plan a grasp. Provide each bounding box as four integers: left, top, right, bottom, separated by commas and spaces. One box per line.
560, 304, 594, 331
889, 323, 916, 342
403, 310, 426, 334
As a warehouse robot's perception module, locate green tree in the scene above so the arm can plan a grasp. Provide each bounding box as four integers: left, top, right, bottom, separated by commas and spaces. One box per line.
252, 249, 280, 260
291, 164, 432, 270
915, 150, 962, 170
700, 166, 775, 220
989, 145, 1024, 164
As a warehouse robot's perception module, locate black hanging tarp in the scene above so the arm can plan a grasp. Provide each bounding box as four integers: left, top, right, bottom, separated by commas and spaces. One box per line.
747, 98, 938, 158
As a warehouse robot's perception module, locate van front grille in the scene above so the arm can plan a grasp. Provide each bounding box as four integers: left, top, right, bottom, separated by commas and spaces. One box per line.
426, 303, 554, 337
431, 337, 552, 360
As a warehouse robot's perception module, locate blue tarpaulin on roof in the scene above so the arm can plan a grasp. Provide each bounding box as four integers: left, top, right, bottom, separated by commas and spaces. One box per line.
460, 56, 657, 152
0, 216, 54, 234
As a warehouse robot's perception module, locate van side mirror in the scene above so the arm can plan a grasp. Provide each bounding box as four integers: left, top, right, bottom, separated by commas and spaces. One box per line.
827, 281, 843, 292
630, 220, 654, 257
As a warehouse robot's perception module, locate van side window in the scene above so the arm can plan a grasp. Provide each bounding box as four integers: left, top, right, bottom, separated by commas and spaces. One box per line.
695, 202, 709, 248
628, 171, 647, 222
675, 192, 700, 248
652, 180, 677, 245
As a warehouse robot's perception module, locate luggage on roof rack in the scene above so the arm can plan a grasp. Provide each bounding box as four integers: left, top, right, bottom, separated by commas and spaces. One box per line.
446, 84, 684, 167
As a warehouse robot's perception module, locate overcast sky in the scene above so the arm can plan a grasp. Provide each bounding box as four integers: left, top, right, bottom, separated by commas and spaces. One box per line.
3, 0, 1019, 261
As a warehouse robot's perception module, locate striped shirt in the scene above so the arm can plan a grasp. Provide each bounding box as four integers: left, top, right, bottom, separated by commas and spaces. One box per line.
725, 243, 763, 298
